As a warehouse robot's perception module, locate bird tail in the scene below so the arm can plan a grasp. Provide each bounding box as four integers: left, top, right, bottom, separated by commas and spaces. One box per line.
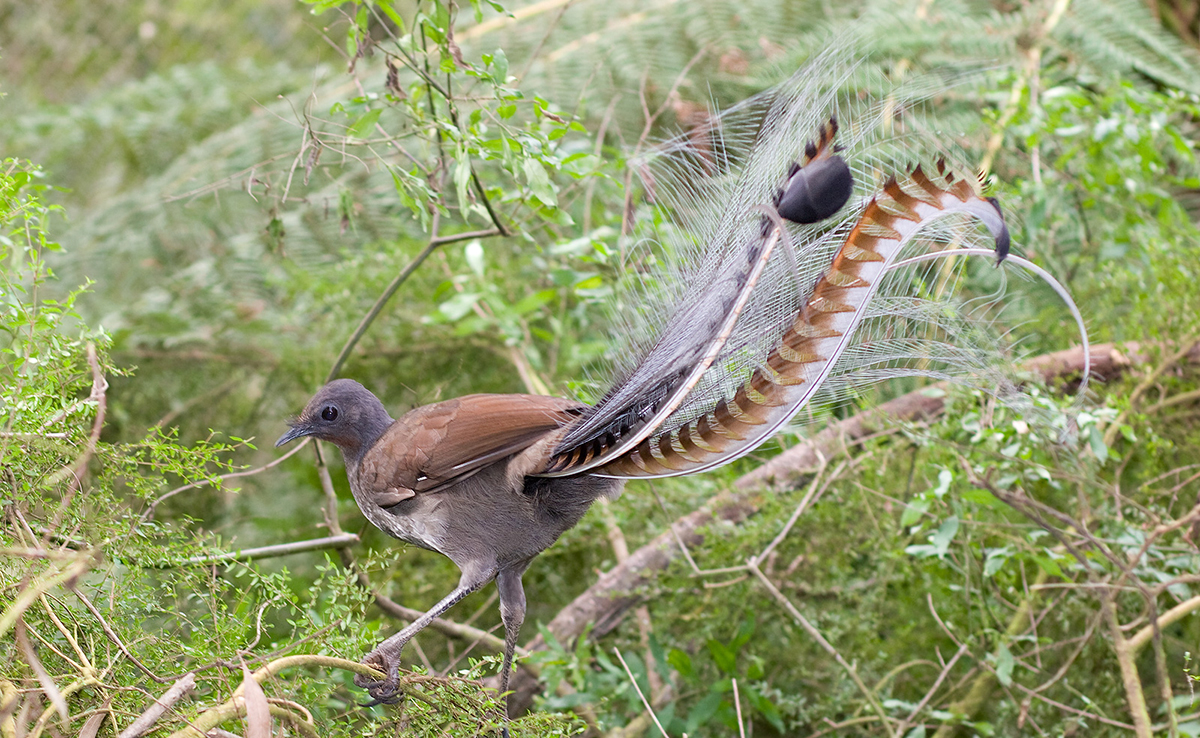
537, 49, 1089, 479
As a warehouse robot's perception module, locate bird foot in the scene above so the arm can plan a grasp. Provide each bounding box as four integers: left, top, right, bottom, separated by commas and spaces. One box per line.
354, 651, 404, 706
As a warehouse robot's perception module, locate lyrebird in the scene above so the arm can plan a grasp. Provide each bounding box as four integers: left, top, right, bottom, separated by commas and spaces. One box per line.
277, 50, 1086, 732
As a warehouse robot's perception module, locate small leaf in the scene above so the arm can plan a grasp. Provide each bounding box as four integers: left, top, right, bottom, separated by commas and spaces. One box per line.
438, 292, 481, 320
490, 47, 508, 81
574, 275, 602, 291
932, 516, 959, 557
983, 547, 1010, 577
454, 154, 473, 217
732, 617, 755, 649
523, 159, 557, 207
348, 108, 382, 138
686, 692, 724, 734
994, 642, 1014, 687
962, 487, 1001, 508
905, 544, 939, 558
900, 497, 930, 527
667, 648, 694, 679
707, 639, 737, 674
1034, 553, 1063, 578
931, 469, 953, 499
512, 289, 555, 315
1088, 425, 1108, 462
378, 1, 406, 31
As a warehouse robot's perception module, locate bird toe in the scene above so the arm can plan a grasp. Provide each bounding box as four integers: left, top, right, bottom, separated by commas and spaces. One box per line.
354, 654, 403, 705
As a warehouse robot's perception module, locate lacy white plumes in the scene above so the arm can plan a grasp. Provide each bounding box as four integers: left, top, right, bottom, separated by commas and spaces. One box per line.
543, 46, 1088, 479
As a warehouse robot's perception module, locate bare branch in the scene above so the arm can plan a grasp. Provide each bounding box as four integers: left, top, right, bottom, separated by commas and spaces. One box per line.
118, 673, 196, 738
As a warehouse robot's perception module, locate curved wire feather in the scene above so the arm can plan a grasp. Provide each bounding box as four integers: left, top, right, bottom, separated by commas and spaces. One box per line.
595, 166, 1020, 478
535, 49, 1089, 480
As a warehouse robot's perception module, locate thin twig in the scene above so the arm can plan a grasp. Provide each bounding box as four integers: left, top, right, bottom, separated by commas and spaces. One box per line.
15, 620, 68, 722
45, 343, 107, 536
732, 678, 746, 738
1105, 335, 1200, 447
748, 560, 897, 738
69, 583, 166, 682
325, 236, 444, 382
162, 534, 361, 567
144, 439, 310, 522
895, 644, 967, 737
612, 648, 668, 738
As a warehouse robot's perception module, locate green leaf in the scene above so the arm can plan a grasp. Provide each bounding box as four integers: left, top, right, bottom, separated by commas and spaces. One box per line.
686, 692, 724, 734
732, 617, 755, 649
983, 547, 1010, 577
454, 154, 473, 217
348, 109, 382, 138
1088, 425, 1108, 462
377, 2, 406, 31
746, 655, 764, 680
667, 648, 694, 679
1034, 554, 1064, 578
745, 684, 784, 732
490, 48, 508, 81
994, 642, 1014, 686
573, 275, 602, 291
706, 639, 736, 674
905, 544, 939, 558
512, 289, 555, 315
961, 487, 1001, 508
932, 516, 959, 557
438, 292, 480, 321
522, 159, 557, 207
931, 469, 953, 499
900, 497, 930, 527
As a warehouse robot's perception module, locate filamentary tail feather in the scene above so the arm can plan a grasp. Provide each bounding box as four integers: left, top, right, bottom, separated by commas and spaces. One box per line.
536, 49, 1089, 480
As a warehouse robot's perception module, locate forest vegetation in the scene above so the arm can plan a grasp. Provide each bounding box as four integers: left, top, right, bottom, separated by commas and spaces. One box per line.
3, 0, 1200, 736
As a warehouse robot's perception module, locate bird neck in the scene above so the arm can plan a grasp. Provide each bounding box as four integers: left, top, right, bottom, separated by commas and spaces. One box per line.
341, 402, 394, 470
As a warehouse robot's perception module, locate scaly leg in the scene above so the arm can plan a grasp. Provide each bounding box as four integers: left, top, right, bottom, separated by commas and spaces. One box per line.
495, 563, 529, 738
356, 564, 496, 703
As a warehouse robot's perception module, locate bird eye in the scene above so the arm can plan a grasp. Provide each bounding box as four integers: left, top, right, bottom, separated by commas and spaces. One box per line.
321, 406, 338, 422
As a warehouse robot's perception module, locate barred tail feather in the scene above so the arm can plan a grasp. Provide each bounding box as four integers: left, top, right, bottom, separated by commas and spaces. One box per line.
595, 164, 1013, 479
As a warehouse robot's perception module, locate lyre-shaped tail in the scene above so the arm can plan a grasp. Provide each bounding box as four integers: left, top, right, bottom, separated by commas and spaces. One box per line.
593, 163, 1008, 479
538, 116, 855, 478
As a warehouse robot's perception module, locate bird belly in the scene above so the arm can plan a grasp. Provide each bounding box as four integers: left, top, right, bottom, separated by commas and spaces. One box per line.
354, 489, 452, 555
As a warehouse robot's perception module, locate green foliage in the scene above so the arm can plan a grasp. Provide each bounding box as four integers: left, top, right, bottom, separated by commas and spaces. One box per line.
4, 0, 1200, 736
0, 158, 581, 736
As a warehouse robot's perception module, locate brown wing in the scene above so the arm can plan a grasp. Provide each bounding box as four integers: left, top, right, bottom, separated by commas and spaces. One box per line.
358, 394, 584, 503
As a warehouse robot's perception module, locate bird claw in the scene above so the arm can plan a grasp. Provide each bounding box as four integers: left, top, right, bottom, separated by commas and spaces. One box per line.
354, 652, 403, 705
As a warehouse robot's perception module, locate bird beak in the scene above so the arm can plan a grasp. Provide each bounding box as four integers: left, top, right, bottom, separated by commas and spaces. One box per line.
275, 423, 311, 448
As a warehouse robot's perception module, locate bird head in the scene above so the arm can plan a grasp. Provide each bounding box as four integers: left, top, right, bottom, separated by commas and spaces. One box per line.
276, 379, 394, 459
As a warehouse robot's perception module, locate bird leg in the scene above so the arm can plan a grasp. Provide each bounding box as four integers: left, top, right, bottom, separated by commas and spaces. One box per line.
355, 566, 495, 704
495, 564, 529, 738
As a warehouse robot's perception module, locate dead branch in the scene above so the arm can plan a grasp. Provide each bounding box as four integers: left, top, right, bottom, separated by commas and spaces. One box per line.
118, 673, 196, 738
